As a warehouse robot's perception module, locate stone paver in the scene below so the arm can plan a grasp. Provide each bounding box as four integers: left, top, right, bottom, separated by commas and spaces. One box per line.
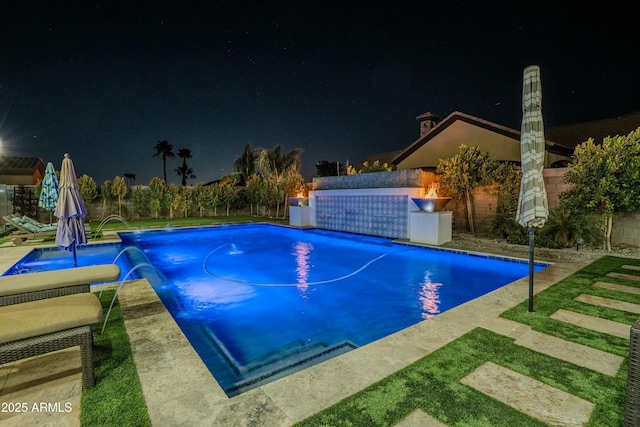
514, 329, 623, 376
622, 265, 640, 272
607, 271, 640, 282
0, 348, 81, 427
461, 361, 594, 427
575, 293, 640, 314
394, 409, 448, 427
594, 281, 640, 295
550, 309, 631, 339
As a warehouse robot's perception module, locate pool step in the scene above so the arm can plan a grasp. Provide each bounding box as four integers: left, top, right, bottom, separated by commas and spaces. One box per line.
225, 340, 358, 396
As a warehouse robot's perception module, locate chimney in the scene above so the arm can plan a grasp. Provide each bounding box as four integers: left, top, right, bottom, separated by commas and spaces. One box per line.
416, 112, 439, 137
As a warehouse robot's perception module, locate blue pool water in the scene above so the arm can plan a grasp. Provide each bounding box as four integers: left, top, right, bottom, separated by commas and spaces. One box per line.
3, 224, 546, 396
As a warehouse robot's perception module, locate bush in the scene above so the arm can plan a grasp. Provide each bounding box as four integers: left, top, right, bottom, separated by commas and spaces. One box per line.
490, 212, 529, 245
537, 205, 603, 249
491, 203, 603, 249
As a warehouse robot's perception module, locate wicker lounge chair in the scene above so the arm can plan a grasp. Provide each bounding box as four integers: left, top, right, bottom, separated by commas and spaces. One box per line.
0, 264, 121, 306
3, 215, 58, 245
625, 317, 640, 426
0, 293, 103, 389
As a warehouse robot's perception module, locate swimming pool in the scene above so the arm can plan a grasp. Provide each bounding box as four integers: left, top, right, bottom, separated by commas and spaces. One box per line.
4, 224, 546, 396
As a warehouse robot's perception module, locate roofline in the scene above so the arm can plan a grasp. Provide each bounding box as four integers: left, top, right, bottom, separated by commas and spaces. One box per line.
391, 111, 572, 164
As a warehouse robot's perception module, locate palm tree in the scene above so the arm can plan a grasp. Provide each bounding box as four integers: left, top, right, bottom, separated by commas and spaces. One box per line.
175, 164, 196, 186
256, 145, 304, 217
233, 144, 257, 178
152, 140, 175, 184
176, 148, 194, 186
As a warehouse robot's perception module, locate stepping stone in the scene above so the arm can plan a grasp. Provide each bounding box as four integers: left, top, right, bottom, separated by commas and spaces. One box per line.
607, 272, 640, 282
550, 309, 631, 339
394, 409, 447, 427
461, 361, 594, 427
575, 293, 640, 314
593, 281, 640, 295
622, 265, 640, 272
514, 329, 623, 376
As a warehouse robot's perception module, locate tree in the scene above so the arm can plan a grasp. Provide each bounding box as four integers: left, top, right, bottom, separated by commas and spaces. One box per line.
149, 176, 167, 218
100, 180, 114, 219
346, 160, 392, 175
178, 185, 193, 217
437, 145, 497, 233
152, 140, 175, 184
233, 144, 257, 178
256, 144, 304, 217
175, 164, 196, 186
208, 183, 222, 216
167, 183, 181, 218
78, 174, 99, 208
315, 160, 342, 176
131, 185, 148, 219
561, 127, 640, 251
176, 148, 196, 186
245, 173, 262, 215
112, 176, 129, 218
193, 183, 210, 217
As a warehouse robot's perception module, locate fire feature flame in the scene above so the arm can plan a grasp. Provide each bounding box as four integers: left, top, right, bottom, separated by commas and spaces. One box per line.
425, 183, 439, 198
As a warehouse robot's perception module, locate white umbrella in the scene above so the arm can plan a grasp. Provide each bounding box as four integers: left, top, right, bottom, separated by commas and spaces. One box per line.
54, 153, 88, 266
516, 65, 549, 312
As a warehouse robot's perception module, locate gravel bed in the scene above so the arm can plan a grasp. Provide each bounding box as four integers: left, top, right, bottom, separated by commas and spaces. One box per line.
441, 232, 640, 263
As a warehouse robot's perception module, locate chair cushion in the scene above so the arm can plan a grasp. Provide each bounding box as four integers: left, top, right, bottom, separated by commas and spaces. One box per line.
0, 293, 103, 343
0, 264, 121, 297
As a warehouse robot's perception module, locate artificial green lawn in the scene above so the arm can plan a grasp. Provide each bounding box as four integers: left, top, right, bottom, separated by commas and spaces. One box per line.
81, 290, 151, 427
89, 215, 288, 233
297, 256, 640, 426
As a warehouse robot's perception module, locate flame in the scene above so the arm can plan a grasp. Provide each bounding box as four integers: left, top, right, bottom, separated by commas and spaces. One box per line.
296, 192, 305, 198
425, 183, 439, 198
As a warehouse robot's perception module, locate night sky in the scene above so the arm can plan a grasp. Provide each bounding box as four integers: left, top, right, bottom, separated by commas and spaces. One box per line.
1, 2, 638, 184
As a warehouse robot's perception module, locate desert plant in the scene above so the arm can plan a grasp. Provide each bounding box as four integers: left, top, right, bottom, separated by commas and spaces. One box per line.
537, 204, 604, 249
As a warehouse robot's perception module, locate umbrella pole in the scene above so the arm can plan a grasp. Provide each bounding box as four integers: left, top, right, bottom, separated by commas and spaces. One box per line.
528, 226, 535, 312
72, 245, 78, 266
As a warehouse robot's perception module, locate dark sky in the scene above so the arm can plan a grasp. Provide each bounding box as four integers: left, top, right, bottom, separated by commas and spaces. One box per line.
1, 2, 638, 184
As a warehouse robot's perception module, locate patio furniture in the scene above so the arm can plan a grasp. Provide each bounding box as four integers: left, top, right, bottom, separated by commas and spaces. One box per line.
625, 317, 640, 426
0, 264, 121, 306
3, 215, 58, 245
0, 293, 103, 389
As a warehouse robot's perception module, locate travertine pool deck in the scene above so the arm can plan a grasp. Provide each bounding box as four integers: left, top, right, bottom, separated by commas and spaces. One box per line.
0, 239, 635, 426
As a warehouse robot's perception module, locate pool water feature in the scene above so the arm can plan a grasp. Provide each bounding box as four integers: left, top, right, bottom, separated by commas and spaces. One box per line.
4, 224, 547, 397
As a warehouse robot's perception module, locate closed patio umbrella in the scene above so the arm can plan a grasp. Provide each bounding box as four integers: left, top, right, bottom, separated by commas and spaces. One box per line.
516, 65, 549, 312
54, 153, 88, 266
38, 161, 59, 224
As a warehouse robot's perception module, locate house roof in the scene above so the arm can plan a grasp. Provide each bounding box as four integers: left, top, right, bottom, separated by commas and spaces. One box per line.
391, 111, 573, 165
0, 156, 45, 176
545, 110, 640, 149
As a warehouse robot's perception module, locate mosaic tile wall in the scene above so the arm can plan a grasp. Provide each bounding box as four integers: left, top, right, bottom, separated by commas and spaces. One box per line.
315, 195, 408, 238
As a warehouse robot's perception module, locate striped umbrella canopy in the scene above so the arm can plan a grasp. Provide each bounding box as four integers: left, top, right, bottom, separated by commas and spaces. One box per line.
54, 153, 87, 265
38, 161, 59, 223
516, 65, 549, 311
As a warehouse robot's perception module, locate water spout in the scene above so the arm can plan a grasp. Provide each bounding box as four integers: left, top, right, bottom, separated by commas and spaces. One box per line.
100, 262, 156, 334
93, 214, 132, 238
